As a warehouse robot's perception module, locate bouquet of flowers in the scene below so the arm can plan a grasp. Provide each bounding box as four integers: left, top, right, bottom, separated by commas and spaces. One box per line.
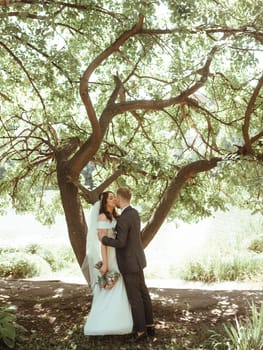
97, 271, 120, 289
95, 261, 120, 289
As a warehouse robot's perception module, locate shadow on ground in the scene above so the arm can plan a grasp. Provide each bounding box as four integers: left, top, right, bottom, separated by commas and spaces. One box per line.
1, 279, 263, 349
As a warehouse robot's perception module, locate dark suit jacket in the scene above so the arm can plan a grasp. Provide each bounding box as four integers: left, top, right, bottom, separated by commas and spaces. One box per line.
102, 206, 146, 274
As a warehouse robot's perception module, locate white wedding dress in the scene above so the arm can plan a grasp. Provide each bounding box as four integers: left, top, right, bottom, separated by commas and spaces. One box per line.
84, 217, 133, 335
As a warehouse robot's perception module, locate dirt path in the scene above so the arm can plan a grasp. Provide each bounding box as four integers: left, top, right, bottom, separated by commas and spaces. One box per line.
1, 279, 263, 317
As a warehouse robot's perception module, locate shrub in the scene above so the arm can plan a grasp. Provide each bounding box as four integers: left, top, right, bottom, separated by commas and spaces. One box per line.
0, 252, 51, 278
0, 305, 17, 349
0, 248, 18, 255
24, 244, 57, 271
58, 246, 75, 264
248, 235, 263, 254
23, 243, 40, 255
0, 245, 76, 278
24, 244, 75, 272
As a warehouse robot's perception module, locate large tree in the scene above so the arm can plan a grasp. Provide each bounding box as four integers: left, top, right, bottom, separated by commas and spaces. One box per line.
0, 0, 262, 270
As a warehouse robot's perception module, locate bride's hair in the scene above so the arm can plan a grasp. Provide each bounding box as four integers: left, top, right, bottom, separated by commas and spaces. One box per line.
99, 191, 118, 222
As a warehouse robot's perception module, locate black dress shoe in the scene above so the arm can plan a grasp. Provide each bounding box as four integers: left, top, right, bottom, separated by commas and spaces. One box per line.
134, 332, 147, 343
126, 332, 136, 341
147, 326, 155, 336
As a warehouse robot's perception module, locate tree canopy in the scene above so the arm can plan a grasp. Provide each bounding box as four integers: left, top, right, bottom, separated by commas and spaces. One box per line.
0, 0, 262, 266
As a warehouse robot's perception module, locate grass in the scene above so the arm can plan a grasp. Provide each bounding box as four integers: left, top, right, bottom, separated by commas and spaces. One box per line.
144, 206, 263, 283
176, 253, 263, 283
210, 302, 263, 350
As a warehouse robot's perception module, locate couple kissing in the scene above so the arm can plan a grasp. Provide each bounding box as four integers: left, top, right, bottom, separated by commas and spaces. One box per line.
83, 187, 155, 343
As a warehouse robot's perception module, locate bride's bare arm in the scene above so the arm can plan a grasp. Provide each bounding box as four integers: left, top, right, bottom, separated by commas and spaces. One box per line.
98, 214, 108, 274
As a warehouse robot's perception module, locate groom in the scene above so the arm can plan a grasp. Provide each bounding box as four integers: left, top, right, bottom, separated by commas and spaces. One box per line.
99, 187, 154, 342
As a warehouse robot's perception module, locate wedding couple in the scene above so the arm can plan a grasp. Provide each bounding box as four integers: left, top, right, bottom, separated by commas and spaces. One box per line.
83, 187, 154, 343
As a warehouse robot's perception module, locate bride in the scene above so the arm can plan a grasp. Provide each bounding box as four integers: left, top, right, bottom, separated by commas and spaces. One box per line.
83, 191, 133, 335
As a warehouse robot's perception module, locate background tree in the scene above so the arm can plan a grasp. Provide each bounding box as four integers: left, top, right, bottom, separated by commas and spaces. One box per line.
0, 0, 262, 269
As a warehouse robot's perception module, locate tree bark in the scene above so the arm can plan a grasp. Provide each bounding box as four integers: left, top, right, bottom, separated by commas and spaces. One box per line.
242, 73, 263, 154
56, 159, 87, 266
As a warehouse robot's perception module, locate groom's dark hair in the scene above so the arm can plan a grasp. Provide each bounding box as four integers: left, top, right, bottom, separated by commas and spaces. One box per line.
117, 187, 131, 201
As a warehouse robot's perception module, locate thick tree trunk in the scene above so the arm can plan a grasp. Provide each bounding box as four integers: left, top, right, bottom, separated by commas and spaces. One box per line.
56, 160, 87, 267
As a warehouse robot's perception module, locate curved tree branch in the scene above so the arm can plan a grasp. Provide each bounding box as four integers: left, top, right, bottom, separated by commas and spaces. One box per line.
0, 11, 50, 19
242, 73, 263, 154
67, 167, 124, 204
79, 12, 144, 118
141, 157, 221, 247
69, 15, 145, 174
106, 44, 222, 117
251, 130, 263, 144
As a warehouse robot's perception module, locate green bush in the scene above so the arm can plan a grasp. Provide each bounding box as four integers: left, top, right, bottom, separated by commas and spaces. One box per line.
0, 248, 18, 255
0, 252, 51, 278
248, 235, 263, 254
0, 245, 76, 278
47, 246, 75, 271
24, 243, 75, 271
0, 305, 17, 349
24, 244, 58, 271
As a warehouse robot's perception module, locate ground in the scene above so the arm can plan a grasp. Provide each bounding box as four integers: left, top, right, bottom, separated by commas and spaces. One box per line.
1, 279, 263, 350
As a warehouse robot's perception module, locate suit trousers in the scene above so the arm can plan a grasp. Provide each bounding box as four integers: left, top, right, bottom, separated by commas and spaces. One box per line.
122, 270, 153, 333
